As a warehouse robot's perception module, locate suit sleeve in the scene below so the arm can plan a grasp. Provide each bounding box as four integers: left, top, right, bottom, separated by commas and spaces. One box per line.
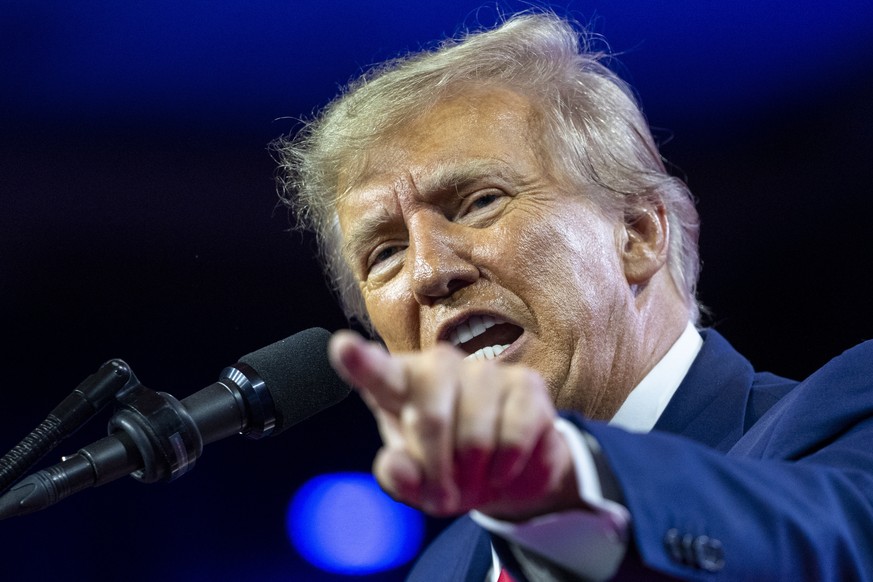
579, 340, 873, 580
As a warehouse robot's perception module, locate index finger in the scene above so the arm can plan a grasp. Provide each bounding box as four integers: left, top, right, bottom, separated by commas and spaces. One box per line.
328, 330, 408, 414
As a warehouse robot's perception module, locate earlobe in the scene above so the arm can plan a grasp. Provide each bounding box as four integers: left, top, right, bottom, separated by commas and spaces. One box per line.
621, 202, 670, 285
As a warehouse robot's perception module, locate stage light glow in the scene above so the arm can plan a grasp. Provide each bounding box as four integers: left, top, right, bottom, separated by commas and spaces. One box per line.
287, 472, 425, 575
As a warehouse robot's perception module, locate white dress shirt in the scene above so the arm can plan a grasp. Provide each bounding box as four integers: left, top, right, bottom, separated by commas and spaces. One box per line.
473, 322, 703, 581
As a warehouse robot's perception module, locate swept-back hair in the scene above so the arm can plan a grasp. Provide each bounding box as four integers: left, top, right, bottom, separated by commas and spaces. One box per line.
273, 11, 701, 330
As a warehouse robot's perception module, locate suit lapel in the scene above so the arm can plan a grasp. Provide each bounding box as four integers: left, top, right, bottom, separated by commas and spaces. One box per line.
406, 515, 493, 581
654, 329, 755, 451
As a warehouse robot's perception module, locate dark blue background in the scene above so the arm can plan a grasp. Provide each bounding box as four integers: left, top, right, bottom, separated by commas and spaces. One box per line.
2, 1, 873, 580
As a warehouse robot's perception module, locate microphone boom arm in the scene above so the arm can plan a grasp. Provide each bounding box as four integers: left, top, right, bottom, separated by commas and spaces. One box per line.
0, 360, 277, 519
0, 359, 133, 495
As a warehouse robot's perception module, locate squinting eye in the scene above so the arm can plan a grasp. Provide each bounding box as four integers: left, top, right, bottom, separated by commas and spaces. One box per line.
460, 191, 505, 219
372, 246, 398, 265
470, 193, 499, 210
368, 245, 405, 275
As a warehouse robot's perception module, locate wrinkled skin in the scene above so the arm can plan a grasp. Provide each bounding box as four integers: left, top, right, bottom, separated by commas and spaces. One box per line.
330, 87, 687, 519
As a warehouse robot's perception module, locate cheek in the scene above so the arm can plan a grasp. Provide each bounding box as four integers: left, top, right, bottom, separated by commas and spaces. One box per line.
363, 282, 420, 352
493, 212, 624, 319
502, 215, 595, 281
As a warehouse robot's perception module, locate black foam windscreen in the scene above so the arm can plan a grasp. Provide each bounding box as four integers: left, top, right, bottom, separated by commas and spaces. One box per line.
238, 327, 351, 434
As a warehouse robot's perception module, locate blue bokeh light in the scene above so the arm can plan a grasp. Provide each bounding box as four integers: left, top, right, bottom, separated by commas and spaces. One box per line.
287, 472, 425, 575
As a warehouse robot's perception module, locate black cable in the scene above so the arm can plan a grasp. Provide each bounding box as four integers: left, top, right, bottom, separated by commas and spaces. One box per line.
0, 359, 133, 494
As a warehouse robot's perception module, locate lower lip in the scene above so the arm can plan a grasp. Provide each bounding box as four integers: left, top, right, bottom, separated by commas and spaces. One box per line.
494, 331, 526, 362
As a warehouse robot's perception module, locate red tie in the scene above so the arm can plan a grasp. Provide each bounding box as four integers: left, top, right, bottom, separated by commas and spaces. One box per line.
497, 568, 517, 582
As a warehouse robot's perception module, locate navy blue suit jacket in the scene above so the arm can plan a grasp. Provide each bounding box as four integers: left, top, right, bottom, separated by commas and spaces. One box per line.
406, 329, 873, 580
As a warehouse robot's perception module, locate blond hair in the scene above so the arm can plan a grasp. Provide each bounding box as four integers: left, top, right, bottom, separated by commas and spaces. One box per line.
273, 12, 701, 329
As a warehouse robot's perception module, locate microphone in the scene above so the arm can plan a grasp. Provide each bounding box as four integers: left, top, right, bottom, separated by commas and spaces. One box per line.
0, 327, 351, 520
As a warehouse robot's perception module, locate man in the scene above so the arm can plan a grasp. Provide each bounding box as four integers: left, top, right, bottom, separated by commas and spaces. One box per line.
274, 12, 873, 581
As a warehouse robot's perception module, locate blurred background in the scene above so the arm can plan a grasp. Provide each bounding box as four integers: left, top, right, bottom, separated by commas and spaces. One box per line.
2, 1, 872, 580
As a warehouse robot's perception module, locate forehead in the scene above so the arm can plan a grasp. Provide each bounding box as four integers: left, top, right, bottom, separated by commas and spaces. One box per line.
390, 86, 535, 157
335, 87, 541, 223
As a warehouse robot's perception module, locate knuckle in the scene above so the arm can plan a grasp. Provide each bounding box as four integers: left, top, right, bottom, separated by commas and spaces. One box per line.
518, 366, 546, 390
458, 437, 495, 468
431, 343, 463, 360
457, 425, 492, 451
501, 419, 537, 448
410, 407, 449, 439
408, 345, 463, 382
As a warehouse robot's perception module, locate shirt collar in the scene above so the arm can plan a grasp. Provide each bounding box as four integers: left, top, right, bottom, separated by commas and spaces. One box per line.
608, 321, 702, 433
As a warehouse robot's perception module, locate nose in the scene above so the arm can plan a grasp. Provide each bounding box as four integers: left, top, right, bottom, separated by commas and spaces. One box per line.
408, 213, 479, 304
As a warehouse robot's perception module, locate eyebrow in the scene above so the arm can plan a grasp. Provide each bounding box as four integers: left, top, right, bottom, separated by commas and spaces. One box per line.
341, 205, 396, 269
417, 159, 521, 195
340, 159, 523, 266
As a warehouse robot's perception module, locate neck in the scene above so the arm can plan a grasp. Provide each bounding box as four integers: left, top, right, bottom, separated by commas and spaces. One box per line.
588, 273, 690, 420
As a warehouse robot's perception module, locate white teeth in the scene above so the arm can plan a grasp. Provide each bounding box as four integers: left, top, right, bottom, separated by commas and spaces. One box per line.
449, 315, 499, 347
465, 344, 510, 361
446, 315, 511, 361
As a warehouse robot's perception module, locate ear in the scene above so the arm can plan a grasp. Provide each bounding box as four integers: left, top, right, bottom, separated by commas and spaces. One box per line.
621, 201, 670, 286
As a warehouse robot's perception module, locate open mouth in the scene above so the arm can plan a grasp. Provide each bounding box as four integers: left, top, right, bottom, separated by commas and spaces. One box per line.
447, 315, 524, 361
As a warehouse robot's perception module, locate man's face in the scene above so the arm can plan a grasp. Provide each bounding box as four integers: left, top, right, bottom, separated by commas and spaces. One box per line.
335, 87, 643, 418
